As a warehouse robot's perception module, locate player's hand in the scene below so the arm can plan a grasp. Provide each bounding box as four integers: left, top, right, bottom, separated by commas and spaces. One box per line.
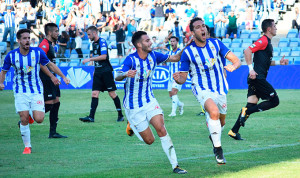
63, 77, 70, 85
185, 37, 193, 46
127, 70, 137, 78
51, 76, 61, 85
82, 58, 90, 65
0, 83, 5, 90
173, 72, 183, 84
280, 55, 289, 65
249, 70, 258, 80
224, 64, 236, 72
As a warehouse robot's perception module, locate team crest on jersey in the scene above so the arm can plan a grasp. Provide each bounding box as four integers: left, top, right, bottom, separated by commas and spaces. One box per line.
42, 45, 47, 48
142, 69, 151, 78
205, 58, 216, 67
210, 46, 215, 51
22, 66, 34, 73
258, 40, 262, 44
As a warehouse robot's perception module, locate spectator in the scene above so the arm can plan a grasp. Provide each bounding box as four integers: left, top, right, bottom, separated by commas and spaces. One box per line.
292, 7, 300, 31
59, 19, 67, 35
263, 0, 272, 13
30, 38, 38, 47
185, 3, 196, 20
113, 21, 126, 60
134, 1, 144, 25
86, 14, 96, 28
75, 28, 84, 59
215, 9, 227, 39
57, 31, 69, 60
245, 5, 254, 31
203, 6, 215, 38
35, 1, 44, 29
168, 21, 184, 44
25, 6, 36, 30
2, 6, 15, 50
54, 8, 62, 27
165, 1, 175, 21
68, 24, 76, 54
138, 2, 152, 31
154, 0, 165, 32
226, 11, 239, 39
101, 0, 112, 14
106, 11, 118, 32
96, 12, 106, 32
76, 11, 86, 31
82, 0, 92, 18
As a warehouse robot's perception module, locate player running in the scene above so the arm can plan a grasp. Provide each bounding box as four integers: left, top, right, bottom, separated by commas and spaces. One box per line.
228, 19, 288, 140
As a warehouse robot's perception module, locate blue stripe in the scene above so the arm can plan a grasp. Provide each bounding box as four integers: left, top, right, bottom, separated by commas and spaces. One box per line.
129, 57, 135, 109
27, 50, 34, 93
197, 45, 214, 92
138, 59, 144, 108
35, 50, 41, 94
12, 52, 19, 93
205, 44, 220, 94
19, 52, 26, 93
210, 39, 228, 94
188, 47, 205, 90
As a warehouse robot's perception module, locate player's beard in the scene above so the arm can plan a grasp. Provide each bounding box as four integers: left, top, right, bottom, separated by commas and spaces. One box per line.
172, 44, 177, 51
21, 42, 30, 51
195, 33, 206, 43
142, 44, 152, 53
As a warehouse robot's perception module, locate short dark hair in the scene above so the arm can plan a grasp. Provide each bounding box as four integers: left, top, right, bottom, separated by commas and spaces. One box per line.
132, 31, 147, 47
170, 36, 179, 42
261, 19, 274, 33
189, 17, 204, 32
17, 29, 31, 39
44, 23, 58, 35
86, 26, 98, 32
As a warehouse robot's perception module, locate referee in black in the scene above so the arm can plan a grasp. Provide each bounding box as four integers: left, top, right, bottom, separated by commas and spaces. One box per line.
228, 19, 289, 140
79, 26, 124, 123
39, 23, 70, 138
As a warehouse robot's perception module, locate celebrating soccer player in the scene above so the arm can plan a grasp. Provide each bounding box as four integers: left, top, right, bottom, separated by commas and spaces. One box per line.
173, 17, 241, 164
228, 19, 288, 140
167, 36, 184, 117
79, 26, 124, 123
115, 31, 188, 174
0, 29, 70, 154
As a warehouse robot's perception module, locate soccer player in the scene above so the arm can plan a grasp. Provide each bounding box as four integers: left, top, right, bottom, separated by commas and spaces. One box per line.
173, 17, 241, 164
39, 23, 68, 138
115, 31, 188, 174
0, 29, 70, 154
228, 19, 288, 140
167, 36, 184, 117
79, 26, 124, 123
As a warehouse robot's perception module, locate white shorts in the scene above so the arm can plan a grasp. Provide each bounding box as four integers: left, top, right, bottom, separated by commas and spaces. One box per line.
14, 93, 45, 113
167, 80, 182, 92
125, 99, 163, 132
192, 86, 227, 114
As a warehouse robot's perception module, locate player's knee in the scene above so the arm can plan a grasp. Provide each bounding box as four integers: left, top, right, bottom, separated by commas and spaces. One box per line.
144, 137, 155, 145
109, 91, 117, 99
91, 92, 99, 98
35, 117, 44, 123
209, 110, 220, 120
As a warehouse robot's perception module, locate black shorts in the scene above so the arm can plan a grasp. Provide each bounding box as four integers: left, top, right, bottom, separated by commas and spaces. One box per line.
117, 43, 125, 56
227, 27, 237, 35
92, 71, 117, 92
42, 79, 61, 101
247, 78, 277, 100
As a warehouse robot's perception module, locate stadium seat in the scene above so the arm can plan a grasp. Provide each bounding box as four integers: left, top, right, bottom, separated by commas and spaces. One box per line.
109, 49, 118, 59
222, 38, 231, 48
108, 41, 117, 49
82, 49, 90, 58
294, 57, 300, 65
272, 56, 281, 61
231, 38, 242, 48
0, 41, 7, 54
70, 50, 78, 58
285, 57, 294, 65
241, 39, 252, 48
240, 30, 250, 39
278, 38, 289, 48
249, 30, 261, 41
64, 49, 70, 58
81, 40, 90, 50
280, 47, 291, 57
18, 23, 27, 30
110, 58, 120, 67
273, 47, 281, 57
108, 33, 116, 42
59, 62, 69, 67
289, 38, 300, 47
69, 59, 80, 67
233, 48, 243, 58
286, 29, 298, 38
290, 49, 300, 57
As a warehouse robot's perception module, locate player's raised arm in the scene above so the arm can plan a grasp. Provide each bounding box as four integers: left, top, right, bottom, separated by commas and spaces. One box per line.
224, 51, 241, 72
46, 62, 70, 85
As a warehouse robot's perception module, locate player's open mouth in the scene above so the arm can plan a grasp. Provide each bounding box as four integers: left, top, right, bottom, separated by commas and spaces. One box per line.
202, 32, 206, 37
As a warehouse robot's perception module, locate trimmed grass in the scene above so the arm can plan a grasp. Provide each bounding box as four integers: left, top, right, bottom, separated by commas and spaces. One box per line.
0, 89, 299, 177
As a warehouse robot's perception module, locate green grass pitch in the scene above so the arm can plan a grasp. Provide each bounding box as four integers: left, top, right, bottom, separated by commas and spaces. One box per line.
0, 89, 299, 177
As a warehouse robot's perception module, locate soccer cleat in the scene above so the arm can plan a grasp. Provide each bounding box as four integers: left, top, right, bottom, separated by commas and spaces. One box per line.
117, 116, 124, 122
239, 107, 248, 127
28, 115, 34, 124
168, 113, 176, 117
173, 165, 187, 174
214, 147, 226, 164
49, 133, 68, 138
197, 111, 206, 116
23, 147, 31, 154
179, 103, 184, 115
228, 130, 244, 140
126, 122, 134, 136
79, 116, 94, 122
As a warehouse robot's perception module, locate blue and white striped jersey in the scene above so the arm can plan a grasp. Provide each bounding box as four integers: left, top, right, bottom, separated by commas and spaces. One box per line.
180, 39, 230, 95
2, 47, 50, 94
167, 48, 180, 81
121, 51, 169, 109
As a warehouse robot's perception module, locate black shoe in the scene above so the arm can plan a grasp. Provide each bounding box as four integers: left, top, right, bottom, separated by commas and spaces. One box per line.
196, 111, 205, 116
79, 116, 94, 122
49, 133, 68, 138
117, 116, 124, 122
228, 130, 244, 140
209, 135, 216, 154
173, 165, 187, 174
239, 107, 248, 127
214, 147, 226, 164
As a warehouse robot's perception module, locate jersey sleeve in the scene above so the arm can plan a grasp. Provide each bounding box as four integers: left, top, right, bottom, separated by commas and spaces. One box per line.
121, 56, 133, 72
249, 36, 268, 53
99, 38, 108, 55
153, 51, 170, 64
38, 48, 50, 66
217, 39, 230, 58
2, 53, 12, 71
38, 40, 49, 55
179, 50, 190, 72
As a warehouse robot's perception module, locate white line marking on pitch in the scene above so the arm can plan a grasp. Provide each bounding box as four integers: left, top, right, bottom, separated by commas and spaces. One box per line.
179, 143, 300, 161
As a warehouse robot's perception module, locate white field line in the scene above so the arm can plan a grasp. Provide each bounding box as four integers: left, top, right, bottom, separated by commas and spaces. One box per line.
179, 143, 300, 161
